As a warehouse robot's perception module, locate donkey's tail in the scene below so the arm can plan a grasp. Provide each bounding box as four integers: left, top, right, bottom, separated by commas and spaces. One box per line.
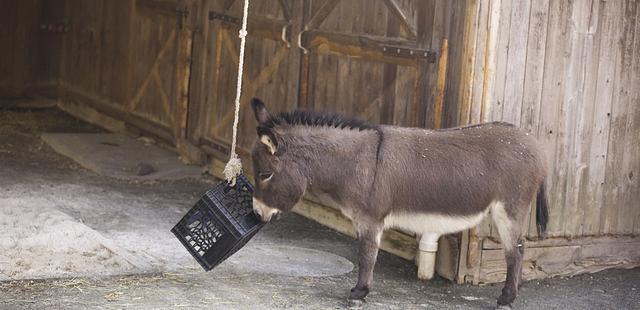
536, 180, 549, 237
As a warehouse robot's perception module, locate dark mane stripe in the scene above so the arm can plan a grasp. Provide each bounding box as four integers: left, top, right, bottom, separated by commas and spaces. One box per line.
260, 109, 380, 132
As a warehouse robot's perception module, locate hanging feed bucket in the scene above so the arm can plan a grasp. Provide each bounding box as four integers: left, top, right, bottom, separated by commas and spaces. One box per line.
172, 173, 265, 271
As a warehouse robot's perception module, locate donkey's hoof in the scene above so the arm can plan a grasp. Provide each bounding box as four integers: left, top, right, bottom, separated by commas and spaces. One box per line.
495, 304, 512, 310
347, 298, 365, 309
497, 289, 515, 307
349, 286, 369, 300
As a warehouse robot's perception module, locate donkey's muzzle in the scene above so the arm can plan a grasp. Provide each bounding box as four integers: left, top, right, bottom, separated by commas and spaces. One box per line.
252, 197, 280, 223
253, 208, 263, 219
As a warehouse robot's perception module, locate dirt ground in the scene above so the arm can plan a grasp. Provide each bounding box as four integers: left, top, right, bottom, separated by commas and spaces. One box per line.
0, 108, 638, 310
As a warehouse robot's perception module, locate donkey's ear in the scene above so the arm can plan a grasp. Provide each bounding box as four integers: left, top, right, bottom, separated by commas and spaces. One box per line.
260, 135, 277, 155
251, 97, 270, 123
257, 127, 283, 155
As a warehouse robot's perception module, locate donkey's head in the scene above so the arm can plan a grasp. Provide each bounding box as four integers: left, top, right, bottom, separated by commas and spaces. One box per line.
250, 98, 307, 222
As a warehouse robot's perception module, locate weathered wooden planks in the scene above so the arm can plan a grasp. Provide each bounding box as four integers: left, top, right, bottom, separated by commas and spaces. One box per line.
479, 236, 640, 284
500, 0, 530, 126
0, 0, 58, 97
603, 0, 638, 236
631, 3, 640, 235
559, 0, 596, 237
520, 0, 550, 237
452, 0, 640, 284
582, 0, 622, 236
474, 0, 639, 241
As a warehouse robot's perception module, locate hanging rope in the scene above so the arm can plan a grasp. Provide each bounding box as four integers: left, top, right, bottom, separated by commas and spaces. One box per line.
223, 0, 250, 186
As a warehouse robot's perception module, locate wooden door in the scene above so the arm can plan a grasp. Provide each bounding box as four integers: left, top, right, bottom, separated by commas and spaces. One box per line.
186, 0, 303, 165
126, 0, 194, 143
298, 0, 438, 127
186, 0, 446, 165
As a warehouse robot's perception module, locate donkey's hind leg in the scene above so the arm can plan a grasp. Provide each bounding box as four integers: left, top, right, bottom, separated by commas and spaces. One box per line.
491, 201, 526, 307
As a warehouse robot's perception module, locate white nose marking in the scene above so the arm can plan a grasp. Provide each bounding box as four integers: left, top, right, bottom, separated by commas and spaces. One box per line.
253, 197, 278, 222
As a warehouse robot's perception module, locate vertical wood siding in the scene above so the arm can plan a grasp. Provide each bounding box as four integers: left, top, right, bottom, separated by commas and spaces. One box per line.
474, 0, 640, 240
191, 0, 464, 171
0, 0, 44, 97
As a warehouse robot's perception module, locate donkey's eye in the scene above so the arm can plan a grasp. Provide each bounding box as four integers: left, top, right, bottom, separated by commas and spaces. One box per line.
258, 171, 273, 181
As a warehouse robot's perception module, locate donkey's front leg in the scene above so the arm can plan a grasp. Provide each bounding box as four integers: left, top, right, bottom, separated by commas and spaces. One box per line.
349, 223, 383, 302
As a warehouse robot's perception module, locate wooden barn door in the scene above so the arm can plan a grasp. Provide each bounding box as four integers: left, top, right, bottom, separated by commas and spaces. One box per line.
186, 0, 303, 167
298, 0, 438, 127
187, 0, 443, 167
126, 0, 195, 144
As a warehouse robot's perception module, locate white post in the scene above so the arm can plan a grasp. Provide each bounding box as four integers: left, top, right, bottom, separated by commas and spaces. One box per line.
417, 233, 440, 280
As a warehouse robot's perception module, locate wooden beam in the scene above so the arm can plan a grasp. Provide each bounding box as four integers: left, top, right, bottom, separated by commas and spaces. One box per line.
436, 235, 461, 281
278, 0, 292, 22
129, 30, 176, 111
58, 83, 175, 144
57, 100, 126, 134
185, 0, 212, 143
152, 70, 173, 118
302, 30, 435, 67
136, 0, 180, 18
412, 0, 436, 128
382, 0, 417, 39
479, 0, 501, 124
456, 0, 480, 126
210, 13, 291, 43
306, 0, 339, 29
483, 235, 640, 250
125, 113, 175, 145
199, 136, 251, 159
479, 236, 640, 284
433, 38, 448, 129
220, 30, 240, 66
0, 96, 57, 109
177, 138, 205, 165
211, 45, 290, 136
294, 199, 418, 261
174, 23, 193, 141
223, 0, 235, 12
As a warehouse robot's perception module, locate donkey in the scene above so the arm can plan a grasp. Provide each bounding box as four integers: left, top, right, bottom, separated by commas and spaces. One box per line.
249, 98, 549, 308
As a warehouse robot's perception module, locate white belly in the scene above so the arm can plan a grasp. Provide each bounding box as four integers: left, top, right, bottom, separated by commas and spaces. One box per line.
384, 210, 489, 235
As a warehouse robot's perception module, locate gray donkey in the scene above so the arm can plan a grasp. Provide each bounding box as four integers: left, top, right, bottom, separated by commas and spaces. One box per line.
249, 98, 549, 308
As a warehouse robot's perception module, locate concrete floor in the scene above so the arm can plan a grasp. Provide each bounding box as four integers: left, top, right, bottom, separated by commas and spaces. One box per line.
0, 108, 638, 310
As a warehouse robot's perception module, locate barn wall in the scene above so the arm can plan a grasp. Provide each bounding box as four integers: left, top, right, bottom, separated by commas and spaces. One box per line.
0, 0, 44, 97
475, 0, 640, 240
191, 0, 468, 167
53, 0, 195, 144
455, 0, 640, 284
58, 1, 134, 107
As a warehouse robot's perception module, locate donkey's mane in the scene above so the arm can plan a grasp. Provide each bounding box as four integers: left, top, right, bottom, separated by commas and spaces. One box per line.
261, 109, 380, 132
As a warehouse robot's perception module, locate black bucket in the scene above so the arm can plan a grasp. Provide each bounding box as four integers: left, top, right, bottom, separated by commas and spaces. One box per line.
171, 174, 265, 271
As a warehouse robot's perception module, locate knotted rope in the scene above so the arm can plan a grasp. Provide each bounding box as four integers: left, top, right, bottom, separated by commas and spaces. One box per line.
223, 0, 250, 186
